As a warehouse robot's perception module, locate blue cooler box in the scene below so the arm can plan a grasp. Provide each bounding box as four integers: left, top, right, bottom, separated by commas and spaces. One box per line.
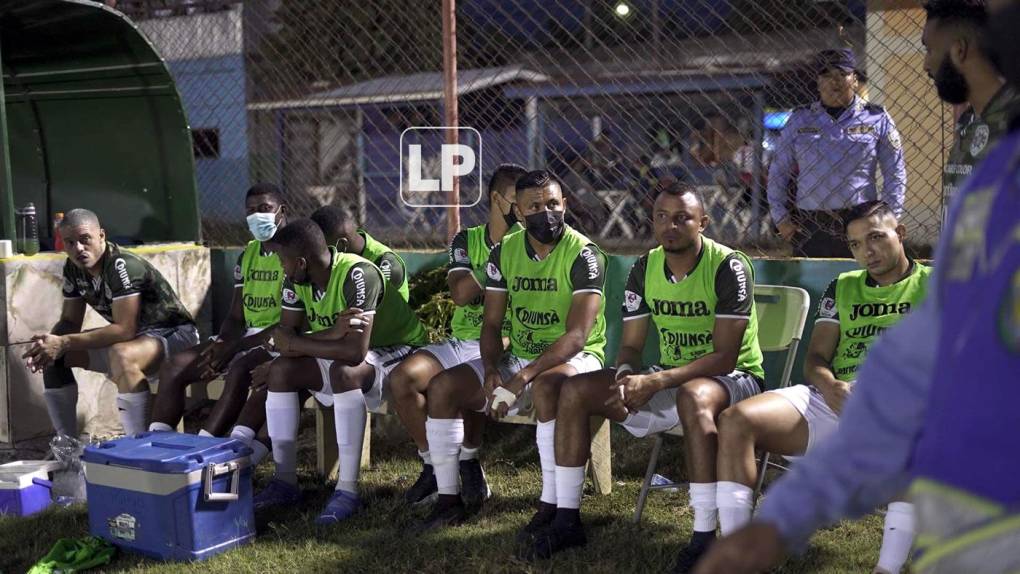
83, 432, 255, 561
0, 461, 61, 516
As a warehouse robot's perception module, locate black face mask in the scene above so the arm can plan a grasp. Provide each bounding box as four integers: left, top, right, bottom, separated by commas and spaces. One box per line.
524, 210, 565, 244
987, 4, 1020, 94
934, 53, 969, 105
503, 207, 517, 229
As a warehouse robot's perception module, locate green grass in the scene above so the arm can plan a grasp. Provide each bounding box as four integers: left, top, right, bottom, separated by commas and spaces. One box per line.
0, 416, 885, 573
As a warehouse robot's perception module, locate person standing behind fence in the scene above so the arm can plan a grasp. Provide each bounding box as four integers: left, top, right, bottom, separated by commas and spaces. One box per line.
923, 0, 1020, 224
767, 49, 907, 258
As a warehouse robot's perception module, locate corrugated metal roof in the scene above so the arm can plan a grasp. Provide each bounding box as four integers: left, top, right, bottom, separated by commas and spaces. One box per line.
249, 65, 548, 110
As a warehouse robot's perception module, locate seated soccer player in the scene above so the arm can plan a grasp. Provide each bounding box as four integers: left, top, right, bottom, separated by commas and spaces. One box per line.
713, 200, 929, 574
148, 183, 288, 462
24, 209, 199, 437
416, 169, 608, 537
532, 181, 765, 566
310, 204, 410, 301
388, 163, 527, 506
252, 219, 427, 524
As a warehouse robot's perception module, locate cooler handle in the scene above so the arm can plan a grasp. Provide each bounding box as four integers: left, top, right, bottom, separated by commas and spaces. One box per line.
32, 477, 53, 488
202, 461, 239, 502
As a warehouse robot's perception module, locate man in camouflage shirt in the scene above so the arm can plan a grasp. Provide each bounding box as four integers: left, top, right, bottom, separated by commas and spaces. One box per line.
23, 209, 197, 437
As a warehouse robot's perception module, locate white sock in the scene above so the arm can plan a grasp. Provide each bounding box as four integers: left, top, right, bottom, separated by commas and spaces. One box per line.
230, 425, 269, 466
689, 482, 719, 533
419, 450, 432, 466
877, 502, 915, 573
148, 421, 173, 433
117, 390, 151, 436
44, 386, 78, 437
717, 481, 754, 536
555, 465, 586, 510
459, 446, 479, 461
266, 391, 299, 485
198, 429, 214, 437
536, 419, 557, 505
426, 417, 463, 495
333, 390, 366, 495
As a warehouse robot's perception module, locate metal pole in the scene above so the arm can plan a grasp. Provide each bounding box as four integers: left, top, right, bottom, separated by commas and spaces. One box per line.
751, 91, 765, 237
0, 42, 16, 243
652, 0, 662, 67
442, 0, 460, 243
525, 96, 539, 169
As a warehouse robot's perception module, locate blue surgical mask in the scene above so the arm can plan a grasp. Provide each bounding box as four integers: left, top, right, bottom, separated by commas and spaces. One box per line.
247, 211, 278, 242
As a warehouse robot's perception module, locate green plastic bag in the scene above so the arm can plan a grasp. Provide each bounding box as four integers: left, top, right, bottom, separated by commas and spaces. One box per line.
28, 536, 115, 574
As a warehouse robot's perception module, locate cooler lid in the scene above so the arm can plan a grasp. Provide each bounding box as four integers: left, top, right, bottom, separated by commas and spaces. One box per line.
0, 461, 61, 489
81, 432, 253, 473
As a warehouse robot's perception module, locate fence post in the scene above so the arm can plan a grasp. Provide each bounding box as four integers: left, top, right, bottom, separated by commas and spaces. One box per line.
442, 0, 460, 243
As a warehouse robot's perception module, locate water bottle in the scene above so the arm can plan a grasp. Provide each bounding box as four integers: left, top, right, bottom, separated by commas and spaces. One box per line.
16, 203, 39, 256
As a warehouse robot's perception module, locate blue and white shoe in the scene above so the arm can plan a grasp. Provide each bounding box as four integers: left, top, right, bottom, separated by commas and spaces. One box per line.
253, 479, 302, 511
314, 490, 362, 525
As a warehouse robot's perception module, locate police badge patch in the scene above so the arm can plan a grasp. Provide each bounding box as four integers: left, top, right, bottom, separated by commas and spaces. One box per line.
970, 124, 990, 157
887, 128, 902, 150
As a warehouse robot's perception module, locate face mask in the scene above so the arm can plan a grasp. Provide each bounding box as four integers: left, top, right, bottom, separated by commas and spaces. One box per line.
524, 210, 565, 244
933, 53, 969, 105
334, 238, 349, 253
987, 4, 1020, 91
247, 211, 278, 242
503, 206, 517, 228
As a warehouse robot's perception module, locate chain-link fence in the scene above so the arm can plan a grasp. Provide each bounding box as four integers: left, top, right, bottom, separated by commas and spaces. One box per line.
119, 0, 948, 255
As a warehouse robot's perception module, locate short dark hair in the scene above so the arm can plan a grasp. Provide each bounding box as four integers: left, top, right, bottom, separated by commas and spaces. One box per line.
59, 208, 101, 230
515, 169, 564, 195
923, 0, 988, 26
654, 177, 705, 211
246, 182, 286, 204
842, 200, 896, 230
272, 218, 327, 256
488, 163, 528, 197
310, 204, 358, 238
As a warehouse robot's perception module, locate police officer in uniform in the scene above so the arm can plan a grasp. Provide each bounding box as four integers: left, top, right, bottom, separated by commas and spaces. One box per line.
921, 0, 1020, 223
767, 49, 907, 258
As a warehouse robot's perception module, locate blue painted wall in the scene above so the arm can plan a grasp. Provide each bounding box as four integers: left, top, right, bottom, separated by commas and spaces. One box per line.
167, 54, 251, 219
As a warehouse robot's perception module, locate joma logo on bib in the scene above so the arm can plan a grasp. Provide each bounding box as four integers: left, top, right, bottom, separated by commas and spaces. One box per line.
309, 309, 338, 328
848, 302, 911, 321
247, 269, 280, 282
652, 299, 710, 317
512, 277, 558, 291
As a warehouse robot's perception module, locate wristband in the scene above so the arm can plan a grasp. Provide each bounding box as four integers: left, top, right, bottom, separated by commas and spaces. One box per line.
616, 363, 634, 378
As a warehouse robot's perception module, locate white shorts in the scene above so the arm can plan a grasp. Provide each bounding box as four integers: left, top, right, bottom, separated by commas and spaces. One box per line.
767, 384, 840, 453
466, 351, 604, 416
620, 367, 764, 438
311, 345, 416, 411
418, 338, 481, 371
